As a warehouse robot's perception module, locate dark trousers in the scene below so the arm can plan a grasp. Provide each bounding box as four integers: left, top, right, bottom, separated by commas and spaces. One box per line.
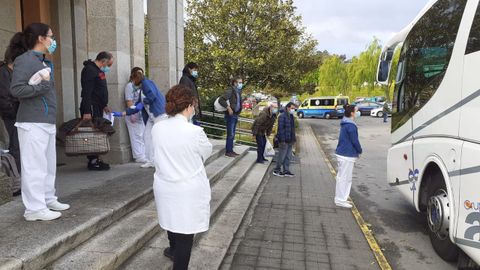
255, 135, 266, 162
167, 231, 195, 270
3, 118, 21, 172
383, 111, 388, 122
225, 114, 238, 153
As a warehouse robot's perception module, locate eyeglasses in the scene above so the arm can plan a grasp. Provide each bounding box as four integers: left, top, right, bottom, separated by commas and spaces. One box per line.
45, 35, 55, 40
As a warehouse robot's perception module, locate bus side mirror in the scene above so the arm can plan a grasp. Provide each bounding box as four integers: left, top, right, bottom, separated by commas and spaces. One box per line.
377, 49, 394, 85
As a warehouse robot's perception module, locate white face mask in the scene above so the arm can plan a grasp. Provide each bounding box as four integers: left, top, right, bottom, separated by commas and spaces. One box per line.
354, 111, 361, 118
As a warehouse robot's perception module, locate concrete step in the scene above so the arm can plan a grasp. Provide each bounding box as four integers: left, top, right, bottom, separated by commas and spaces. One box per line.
45, 146, 250, 270
119, 151, 266, 270
189, 161, 271, 270
0, 143, 226, 270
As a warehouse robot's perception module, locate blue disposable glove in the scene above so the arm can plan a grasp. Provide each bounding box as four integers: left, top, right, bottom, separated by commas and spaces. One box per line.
135, 102, 144, 110
112, 112, 124, 117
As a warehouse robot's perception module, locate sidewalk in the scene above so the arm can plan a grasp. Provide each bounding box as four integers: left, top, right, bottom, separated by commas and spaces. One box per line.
226, 122, 380, 270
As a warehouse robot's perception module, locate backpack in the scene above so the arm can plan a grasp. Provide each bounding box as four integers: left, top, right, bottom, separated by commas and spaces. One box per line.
214, 97, 229, 112
0, 152, 20, 194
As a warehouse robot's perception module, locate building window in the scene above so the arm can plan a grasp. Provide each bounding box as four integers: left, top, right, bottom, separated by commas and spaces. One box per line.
392, 0, 466, 132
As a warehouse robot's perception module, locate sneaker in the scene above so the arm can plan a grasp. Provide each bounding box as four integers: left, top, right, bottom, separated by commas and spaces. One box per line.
47, 201, 70, 211
25, 209, 62, 221
262, 158, 269, 162
12, 189, 21, 197
163, 247, 174, 261
140, 162, 155, 168
283, 171, 295, 177
88, 159, 110, 171
256, 160, 265, 164
225, 152, 237, 158
335, 201, 353, 209
273, 170, 284, 177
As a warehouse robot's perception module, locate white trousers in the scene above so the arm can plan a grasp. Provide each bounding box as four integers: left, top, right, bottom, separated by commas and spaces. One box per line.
334, 155, 356, 204
17, 123, 57, 215
125, 114, 146, 160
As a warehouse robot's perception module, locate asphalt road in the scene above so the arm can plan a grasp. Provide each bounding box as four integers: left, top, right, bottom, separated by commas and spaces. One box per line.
306, 116, 456, 270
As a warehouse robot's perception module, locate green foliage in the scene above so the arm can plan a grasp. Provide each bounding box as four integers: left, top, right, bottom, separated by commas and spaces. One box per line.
184, 0, 318, 98
299, 38, 388, 101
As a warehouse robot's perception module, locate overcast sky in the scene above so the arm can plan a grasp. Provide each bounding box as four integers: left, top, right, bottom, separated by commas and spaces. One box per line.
145, 0, 430, 58
293, 0, 430, 58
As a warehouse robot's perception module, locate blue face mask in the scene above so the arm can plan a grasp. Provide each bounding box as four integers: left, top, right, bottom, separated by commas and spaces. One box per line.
101, 66, 110, 73
272, 108, 278, 114
191, 70, 198, 78
47, 39, 57, 54
237, 83, 243, 91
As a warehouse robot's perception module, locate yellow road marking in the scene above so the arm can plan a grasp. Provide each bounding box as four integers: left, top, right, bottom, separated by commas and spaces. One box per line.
309, 125, 393, 270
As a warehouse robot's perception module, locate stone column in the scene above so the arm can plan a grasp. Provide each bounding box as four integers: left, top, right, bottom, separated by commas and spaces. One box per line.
50, 0, 76, 123
147, 0, 183, 94
129, 0, 145, 69
176, 0, 184, 79
85, 0, 133, 163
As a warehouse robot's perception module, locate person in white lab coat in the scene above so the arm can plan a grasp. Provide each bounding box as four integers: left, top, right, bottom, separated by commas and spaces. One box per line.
334, 104, 363, 208
152, 84, 212, 270
124, 67, 147, 163
9, 23, 70, 221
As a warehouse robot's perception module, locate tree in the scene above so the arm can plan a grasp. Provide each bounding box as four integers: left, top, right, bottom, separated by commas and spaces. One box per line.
184, 0, 318, 101
317, 56, 348, 96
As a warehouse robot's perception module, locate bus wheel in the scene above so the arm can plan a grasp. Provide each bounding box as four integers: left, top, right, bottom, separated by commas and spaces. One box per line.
426, 171, 459, 262
298, 112, 304, 119
324, 113, 331, 119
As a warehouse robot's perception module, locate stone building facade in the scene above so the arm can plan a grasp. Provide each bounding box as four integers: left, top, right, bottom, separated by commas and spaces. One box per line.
0, 0, 184, 163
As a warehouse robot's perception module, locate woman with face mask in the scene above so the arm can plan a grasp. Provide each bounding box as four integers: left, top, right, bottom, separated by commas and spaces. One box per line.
113, 70, 167, 168
151, 84, 212, 270
334, 104, 363, 208
9, 23, 70, 221
124, 67, 147, 163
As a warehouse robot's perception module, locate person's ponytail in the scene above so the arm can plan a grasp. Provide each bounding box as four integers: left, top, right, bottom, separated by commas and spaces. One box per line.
5, 23, 50, 63
6, 32, 27, 63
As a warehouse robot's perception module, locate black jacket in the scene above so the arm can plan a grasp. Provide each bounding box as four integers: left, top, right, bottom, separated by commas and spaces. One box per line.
0, 62, 19, 119
219, 86, 242, 115
179, 69, 201, 115
80, 60, 109, 117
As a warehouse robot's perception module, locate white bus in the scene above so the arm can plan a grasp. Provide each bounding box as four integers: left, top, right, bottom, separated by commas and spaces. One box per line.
377, 0, 480, 268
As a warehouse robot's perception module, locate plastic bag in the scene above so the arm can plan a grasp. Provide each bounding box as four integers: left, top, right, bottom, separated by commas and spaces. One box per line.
264, 138, 275, 157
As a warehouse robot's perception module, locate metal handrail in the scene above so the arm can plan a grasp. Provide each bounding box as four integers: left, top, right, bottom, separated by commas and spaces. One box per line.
202, 111, 255, 123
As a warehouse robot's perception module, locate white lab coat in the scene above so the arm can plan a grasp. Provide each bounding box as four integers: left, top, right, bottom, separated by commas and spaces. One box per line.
152, 114, 213, 234
124, 82, 146, 161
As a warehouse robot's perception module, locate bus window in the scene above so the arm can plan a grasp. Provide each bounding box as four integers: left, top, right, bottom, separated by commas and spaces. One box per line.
301, 100, 308, 107
391, 0, 466, 132
466, 3, 480, 55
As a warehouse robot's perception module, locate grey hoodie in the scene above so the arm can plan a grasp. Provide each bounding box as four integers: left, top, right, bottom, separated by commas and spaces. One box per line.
10, 51, 57, 124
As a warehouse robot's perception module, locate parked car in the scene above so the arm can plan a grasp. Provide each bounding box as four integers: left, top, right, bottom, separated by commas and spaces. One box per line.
242, 101, 253, 110
370, 107, 392, 118
355, 102, 382, 116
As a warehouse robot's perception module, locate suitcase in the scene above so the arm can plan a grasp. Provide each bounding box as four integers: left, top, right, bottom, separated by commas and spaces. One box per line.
65, 122, 110, 156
